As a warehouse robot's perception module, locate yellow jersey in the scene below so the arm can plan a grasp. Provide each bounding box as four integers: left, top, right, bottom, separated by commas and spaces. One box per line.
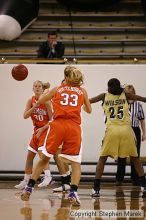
102, 91, 131, 126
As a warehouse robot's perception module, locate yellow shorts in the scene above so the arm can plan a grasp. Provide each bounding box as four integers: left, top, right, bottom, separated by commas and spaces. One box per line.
100, 125, 138, 159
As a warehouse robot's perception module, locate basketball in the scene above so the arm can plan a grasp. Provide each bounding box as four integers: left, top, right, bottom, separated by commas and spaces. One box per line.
11, 64, 28, 81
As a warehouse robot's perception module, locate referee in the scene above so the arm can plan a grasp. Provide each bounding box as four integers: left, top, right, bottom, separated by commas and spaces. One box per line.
116, 85, 146, 186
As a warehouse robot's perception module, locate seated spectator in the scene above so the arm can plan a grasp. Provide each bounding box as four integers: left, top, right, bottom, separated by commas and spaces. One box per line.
37, 31, 65, 58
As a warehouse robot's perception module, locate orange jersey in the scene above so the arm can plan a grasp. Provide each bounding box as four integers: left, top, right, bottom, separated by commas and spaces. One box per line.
31, 96, 49, 128
51, 84, 84, 124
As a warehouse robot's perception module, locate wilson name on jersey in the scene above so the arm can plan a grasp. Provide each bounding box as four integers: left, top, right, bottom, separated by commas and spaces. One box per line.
102, 92, 131, 125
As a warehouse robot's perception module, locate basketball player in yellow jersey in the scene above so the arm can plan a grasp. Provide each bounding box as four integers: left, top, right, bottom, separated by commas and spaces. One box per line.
90, 78, 146, 198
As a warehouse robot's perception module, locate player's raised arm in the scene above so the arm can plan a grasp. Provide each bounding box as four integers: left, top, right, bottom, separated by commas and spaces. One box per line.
126, 92, 146, 103
46, 101, 53, 120
37, 87, 57, 105
82, 88, 92, 113
89, 93, 105, 104
23, 98, 35, 119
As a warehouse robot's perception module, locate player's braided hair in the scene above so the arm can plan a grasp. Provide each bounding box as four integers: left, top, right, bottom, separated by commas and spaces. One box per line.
64, 65, 76, 76
64, 66, 84, 86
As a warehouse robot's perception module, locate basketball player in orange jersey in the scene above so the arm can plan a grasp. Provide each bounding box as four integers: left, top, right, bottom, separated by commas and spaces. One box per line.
43, 79, 71, 192
52, 78, 74, 192
21, 66, 92, 206
15, 80, 54, 190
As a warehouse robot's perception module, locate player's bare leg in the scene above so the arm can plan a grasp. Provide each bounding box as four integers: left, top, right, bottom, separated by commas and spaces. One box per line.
15, 151, 35, 190
91, 156, 108, 197
53, 149, 70, 192
21, 154, 50, 201
67, 161, 81, 206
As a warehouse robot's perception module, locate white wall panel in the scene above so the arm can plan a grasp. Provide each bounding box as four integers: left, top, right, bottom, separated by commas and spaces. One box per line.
0, 64, 146, 171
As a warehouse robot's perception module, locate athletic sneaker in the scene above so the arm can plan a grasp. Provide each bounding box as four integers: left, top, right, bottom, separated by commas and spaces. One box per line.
53, 184, 70, 192
21, 186, 33, 201
67, 191, 81, 206
38, 176, 55, 188
15, 179, 28, 190
91, 188, 100, 198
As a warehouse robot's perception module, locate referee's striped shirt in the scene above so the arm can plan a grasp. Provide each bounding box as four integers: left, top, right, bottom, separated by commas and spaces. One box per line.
129, 101, 145, 127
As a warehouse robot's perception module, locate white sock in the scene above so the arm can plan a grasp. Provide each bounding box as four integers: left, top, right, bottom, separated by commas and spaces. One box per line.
66, 171, 71, 176
61, 174, 67, 177
44, 170, 51, 176
24, 174, 31, 181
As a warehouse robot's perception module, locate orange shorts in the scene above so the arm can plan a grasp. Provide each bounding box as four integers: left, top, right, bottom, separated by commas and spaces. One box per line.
29, 128, 48, 153
45, 118, 82, 155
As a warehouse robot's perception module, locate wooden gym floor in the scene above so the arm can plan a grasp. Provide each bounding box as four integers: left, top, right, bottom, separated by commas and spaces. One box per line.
0, 180, 146, 220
